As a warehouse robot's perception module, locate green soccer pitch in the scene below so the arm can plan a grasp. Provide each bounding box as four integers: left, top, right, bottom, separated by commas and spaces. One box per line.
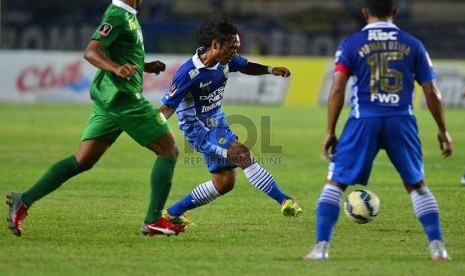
1, 103, 464, 275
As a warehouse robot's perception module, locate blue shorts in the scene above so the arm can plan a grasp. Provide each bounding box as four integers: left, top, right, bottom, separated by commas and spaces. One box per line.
328, 116, 424, 186
201, 128, 238, 173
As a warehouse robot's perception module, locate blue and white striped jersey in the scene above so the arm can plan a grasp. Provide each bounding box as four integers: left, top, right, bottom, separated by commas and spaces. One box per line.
161, 51, 248, 152
335, 21, 436, 118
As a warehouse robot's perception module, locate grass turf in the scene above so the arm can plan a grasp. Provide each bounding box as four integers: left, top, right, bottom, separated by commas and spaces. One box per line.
1, 104, 464, 275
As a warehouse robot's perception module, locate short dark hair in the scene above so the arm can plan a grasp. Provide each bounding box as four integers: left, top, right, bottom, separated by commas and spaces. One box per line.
364, 0, 395, 18
196, 13, 238, 52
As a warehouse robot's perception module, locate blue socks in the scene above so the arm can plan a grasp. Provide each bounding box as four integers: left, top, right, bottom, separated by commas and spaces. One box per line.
168, 180, 220, 217
315, 184, 343, 242
410, 187, 443, 241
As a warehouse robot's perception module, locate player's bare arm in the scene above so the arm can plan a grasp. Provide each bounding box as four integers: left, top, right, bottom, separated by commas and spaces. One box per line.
159, 105, 176, 120
239, 62, 291, 77
144, 61, 166, 74
422, 81, 452, 157
83, 40, 137, 79
324, 72, 349, 161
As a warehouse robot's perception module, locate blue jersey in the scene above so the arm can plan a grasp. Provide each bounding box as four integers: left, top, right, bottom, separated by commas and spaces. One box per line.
336, 22, 436, 118
162, 51, 248, 155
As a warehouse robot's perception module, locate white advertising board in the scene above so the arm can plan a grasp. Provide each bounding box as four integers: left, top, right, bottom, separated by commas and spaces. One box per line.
0, 51, 289, 105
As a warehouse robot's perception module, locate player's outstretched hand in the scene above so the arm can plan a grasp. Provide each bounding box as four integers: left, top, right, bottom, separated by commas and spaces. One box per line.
323, 134, 338, 162
144, 61, 166, 74
271, 67, 291, 78
437, 130, 452, 157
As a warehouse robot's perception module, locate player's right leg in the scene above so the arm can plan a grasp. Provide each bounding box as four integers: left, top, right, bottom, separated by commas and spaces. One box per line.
303, 182, 345, 260
304, 118, 380, 260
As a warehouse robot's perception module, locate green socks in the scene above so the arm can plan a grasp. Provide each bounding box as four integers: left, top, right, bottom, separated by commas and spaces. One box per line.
22, 155, 83, 207
145, 156, 177, 224
21, 154, 176, 224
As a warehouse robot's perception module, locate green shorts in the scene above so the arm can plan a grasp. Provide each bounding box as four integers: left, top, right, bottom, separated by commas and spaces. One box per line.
81, 99, 171, 147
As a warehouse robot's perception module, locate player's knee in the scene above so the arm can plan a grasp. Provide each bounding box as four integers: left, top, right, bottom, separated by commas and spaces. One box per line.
217, 180, 235, 194
404, 180, 425, 194
214, 175, 236, 195
229, 144, 249, 156
154, 143, 179, 158
76, 159, 97, 171
165, 144, 179, 158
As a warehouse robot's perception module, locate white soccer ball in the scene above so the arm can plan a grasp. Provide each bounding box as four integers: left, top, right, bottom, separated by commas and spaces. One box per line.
344, 189, 380, 224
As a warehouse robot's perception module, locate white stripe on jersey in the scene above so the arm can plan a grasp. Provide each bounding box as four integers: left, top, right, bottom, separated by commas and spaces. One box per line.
352, 76, 360, 118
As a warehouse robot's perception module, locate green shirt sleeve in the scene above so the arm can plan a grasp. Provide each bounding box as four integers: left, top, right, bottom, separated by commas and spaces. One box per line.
91, 8, 124, 47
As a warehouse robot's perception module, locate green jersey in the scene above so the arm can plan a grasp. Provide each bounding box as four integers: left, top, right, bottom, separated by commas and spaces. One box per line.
90, 1, 145, 108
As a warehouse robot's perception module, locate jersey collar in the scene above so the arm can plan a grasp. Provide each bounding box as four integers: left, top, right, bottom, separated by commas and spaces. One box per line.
112, 0, 137, 15
362, 21, 399, 31
192, 48, 220, 70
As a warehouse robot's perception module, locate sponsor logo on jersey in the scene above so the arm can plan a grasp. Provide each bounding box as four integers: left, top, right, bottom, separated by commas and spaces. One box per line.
201, 101, 222, 113
200, 81, 212, 88
368, 29, 398, 41
199, 86, 224, 103
223, 66, 229, 78
98, 23, 113, 36
199, 81, 212, 94
165, 83, 177, 98
189, 69, 200, 79
200, 86, 225, 113
370, 93, 400, 104
206, 117, 218, 127
128, 19, 137, 31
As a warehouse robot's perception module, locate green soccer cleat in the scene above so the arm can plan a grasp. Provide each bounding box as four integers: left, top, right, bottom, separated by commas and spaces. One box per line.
162, 209, 191, 227
281, 199, 303, 217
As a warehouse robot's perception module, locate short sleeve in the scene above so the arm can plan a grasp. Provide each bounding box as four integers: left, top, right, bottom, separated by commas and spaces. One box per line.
91, 13, 124, 47
161, 69, 192, 109
228, 55, 248, 72
414, 42, 436, 85
335, 41, 351, 69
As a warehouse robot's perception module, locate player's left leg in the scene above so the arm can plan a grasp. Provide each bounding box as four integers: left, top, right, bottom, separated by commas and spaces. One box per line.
143, 131, 185, 235
385, 116, 450, 260
120, 102, 184, 235
405, 183, 450, 260
164, 168, 236, 224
